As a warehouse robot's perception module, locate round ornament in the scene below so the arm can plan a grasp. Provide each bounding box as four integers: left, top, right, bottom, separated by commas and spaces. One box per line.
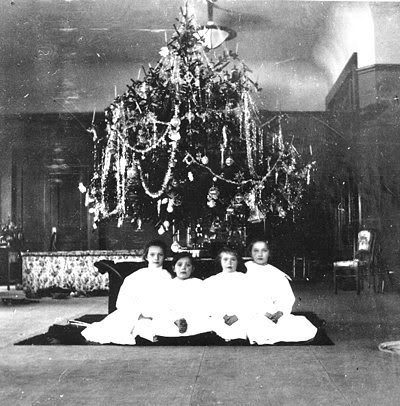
201, 155, 209, 165
207, 199, 216, 208
225, 156, 234, 166
169, 130, 181, 141
170, 116, 181, 128
127, 165, 138, 179
171, 240, 181, 253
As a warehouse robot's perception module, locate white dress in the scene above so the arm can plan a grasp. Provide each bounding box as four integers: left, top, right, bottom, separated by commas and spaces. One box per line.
135, 277, 213, 340
244, 261, 317, 345
204, 271, 249, 341
81, 267, 172, 345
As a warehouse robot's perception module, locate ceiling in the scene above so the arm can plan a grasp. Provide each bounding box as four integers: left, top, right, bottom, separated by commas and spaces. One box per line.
0, 0, 399, 114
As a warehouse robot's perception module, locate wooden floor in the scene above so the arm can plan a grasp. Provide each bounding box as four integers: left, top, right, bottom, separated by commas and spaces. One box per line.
1, 279, 400, 406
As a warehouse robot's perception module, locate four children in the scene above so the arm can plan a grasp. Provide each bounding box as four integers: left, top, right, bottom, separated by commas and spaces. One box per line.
81, 238, 318, 345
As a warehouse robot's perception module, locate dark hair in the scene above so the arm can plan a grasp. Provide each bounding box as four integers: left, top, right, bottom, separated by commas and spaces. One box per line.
142, 239, 168, 261
215, 246, 245, 273
247, 239, 270, 256
171, 252, 195, 269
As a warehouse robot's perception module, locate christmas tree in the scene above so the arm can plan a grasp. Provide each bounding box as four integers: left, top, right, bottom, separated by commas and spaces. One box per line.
85, 6, 313, 245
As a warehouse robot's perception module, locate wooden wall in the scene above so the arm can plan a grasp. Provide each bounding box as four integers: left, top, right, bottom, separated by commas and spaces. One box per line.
1, 113, 96, 251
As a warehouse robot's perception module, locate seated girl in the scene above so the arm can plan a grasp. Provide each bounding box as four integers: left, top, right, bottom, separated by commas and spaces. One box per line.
135, 252, 213, 342
204, 247, 249, 342
244, 239, 317, 345
81, 239, 171, 345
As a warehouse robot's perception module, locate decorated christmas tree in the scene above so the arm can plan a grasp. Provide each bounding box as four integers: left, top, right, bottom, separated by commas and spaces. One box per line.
84, 6, 313, 248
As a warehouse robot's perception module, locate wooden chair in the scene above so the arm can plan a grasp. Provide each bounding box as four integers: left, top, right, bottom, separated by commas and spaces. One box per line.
333, 230, 377, 294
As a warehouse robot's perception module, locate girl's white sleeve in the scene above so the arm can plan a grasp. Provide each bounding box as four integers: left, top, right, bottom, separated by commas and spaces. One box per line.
116, 272, 140, 312
270, 276, 295, 314
203, 276, 222, 318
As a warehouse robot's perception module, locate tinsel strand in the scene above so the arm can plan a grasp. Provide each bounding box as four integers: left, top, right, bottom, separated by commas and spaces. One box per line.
135, 141, 178, 199
243, 91, 257, 177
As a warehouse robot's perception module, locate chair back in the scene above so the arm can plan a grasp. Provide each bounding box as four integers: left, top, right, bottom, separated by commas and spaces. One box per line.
355, 229, 376, 263
333, 229, 379, 294
357, 230, 373, 252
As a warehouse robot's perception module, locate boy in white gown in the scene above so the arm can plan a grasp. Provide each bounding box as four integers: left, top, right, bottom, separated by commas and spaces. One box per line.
135, 252, 212, 341
81, 240, 171, 345
245, 240, 317, 345
205, 247, 249, 342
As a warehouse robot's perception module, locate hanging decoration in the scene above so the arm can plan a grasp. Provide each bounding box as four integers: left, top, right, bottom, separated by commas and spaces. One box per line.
84, 6, 315, 239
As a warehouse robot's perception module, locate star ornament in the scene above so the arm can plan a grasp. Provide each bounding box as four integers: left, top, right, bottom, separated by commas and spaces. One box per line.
234, 171, 245, 182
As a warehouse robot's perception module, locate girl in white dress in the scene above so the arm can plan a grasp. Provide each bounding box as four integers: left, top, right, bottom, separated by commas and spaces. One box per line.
244, 240, 317, 345
205, 247, 249, 342
81, 240, 171, 345
136, 252, 213, 341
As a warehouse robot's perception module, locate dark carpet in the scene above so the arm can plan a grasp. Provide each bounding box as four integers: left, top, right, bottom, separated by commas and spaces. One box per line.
15, 312, 333, 346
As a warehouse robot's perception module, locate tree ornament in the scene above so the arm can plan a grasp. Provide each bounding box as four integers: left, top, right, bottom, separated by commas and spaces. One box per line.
171, 240, 181, 253
225, 156, 234, 166
167, 199, 174, 213
221, 158, 239, 181
195, 222, 202, 234
234, 193, 245, 204
184, 71, 193, 83
228, 193, 250, 225
208, 186, 220, 200
247, 205, 265, 223
226, 206, 235, 216
127, 165, 138, 179
207, 185, 220, 208
207, 199, 216, 208
201, 155, 209, 165
78, 182, 87, 194
186, 110, 194, 123
183, 154, 195, 166
170, 115, 181, 128
169, 129, 181, 141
